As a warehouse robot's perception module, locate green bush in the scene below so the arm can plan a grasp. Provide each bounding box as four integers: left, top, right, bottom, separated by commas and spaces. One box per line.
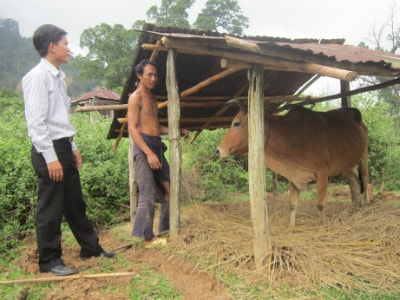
353, 95, 400, 189
0, 87, 19, 99
184, 129, 250, 200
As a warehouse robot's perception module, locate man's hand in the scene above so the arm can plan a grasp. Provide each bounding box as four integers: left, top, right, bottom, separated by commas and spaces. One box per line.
147, 151, 162, 170
180, 129, 189, 138
73, 150, 83, 169
47, 160, 63, 182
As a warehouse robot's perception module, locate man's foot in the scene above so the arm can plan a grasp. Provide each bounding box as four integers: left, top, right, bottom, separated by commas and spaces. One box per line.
144, 237, 168, 249
40, 264, 75, 276
80, 251, 116, 260
157, 230, 170, 238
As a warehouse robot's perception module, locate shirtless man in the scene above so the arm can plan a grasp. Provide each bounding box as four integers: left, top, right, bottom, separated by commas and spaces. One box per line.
127, 59, 188, 248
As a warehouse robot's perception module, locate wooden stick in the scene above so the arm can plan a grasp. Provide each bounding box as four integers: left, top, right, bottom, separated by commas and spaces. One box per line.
156, 64, 246, 110
0, 272, 135, 285
118, 116, 234, 124
76, 104, 128, 112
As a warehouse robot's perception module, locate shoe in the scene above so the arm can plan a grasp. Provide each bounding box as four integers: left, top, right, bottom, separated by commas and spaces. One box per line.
41, 264, 75, 276
99, 251, 116, 259
144, 238, 168, 249
80, 251, 116, 260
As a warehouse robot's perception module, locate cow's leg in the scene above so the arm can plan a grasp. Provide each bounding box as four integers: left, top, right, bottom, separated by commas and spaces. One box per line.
345, 167, 362, 208
288, 182, 300, 227
359, 150, 369, 206
316, 174, 329, 225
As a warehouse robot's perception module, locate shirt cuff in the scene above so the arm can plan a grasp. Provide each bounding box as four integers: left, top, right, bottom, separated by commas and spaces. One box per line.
42, 149, 58, 163
71, 141, 77, 151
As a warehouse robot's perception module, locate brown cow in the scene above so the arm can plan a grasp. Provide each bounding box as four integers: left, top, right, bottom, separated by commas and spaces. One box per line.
216, 100, 369, 226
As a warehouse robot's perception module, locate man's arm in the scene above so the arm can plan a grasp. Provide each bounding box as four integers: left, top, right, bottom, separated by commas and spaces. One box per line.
160, 125, 189, 138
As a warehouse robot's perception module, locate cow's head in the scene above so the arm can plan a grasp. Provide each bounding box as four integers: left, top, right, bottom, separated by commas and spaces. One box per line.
215, 99, 249, 158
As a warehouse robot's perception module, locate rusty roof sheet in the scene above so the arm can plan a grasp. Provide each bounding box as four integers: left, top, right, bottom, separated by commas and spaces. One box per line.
107, 24, 400, 140
73, 87, 120, 102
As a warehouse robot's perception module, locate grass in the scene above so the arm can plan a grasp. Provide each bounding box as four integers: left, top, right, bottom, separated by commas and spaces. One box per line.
0, 226, 182, 300
2, 188, 400, 299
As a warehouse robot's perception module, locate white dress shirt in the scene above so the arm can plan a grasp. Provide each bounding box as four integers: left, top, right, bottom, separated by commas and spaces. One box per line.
22, 58, 77, 163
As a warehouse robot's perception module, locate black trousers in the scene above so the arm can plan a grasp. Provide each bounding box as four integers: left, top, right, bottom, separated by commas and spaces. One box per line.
31, 139, 103, 271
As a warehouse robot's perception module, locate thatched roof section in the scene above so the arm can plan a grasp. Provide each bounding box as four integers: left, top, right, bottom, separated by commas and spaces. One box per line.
107, 23, 400, 140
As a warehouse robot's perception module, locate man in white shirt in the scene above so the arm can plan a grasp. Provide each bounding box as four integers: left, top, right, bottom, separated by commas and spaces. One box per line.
22, 24, 115, 276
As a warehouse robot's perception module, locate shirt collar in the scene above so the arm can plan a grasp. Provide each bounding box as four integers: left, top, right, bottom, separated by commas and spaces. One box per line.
40, 58, 64, 79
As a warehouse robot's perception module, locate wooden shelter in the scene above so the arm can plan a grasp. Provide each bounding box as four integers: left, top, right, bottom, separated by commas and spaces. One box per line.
97, 24, 400, 270
72, 87, 120, 118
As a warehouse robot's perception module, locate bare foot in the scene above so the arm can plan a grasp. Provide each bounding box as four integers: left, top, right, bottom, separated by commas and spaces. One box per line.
144, 237, 168, 249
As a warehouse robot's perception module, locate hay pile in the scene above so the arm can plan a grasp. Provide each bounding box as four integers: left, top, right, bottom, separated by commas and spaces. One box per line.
166, 190, 400, 296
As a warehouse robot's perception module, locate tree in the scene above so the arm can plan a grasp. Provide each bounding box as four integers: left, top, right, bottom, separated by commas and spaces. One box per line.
73, 1, 250, 90
0, 18, 37, 91
146, 0, 195, 28
72, 23, 139, 89
359, 2, 400, 117
193, 0, 249, 35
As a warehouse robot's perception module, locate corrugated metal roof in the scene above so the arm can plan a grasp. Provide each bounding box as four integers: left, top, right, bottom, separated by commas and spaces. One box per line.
73, 87, 120, 103
107, 23, 400, 140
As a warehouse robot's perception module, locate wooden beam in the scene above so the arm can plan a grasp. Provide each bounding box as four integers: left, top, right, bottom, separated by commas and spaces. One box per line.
225, 35, 400, 77
162, 36, 357, 81
76, 104, 128, 112
0, 272, 135, 284
156, 64, 246, 110
280, 77, 400, 111
340, 80, 351, 107
118, 116, 234, 124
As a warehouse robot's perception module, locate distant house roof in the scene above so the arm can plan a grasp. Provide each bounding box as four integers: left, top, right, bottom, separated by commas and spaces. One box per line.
73, 87, 120, 103
107, 23, 400, 140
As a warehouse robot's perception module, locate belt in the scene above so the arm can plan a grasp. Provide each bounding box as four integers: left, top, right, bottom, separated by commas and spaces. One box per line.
54, 136, 73, 142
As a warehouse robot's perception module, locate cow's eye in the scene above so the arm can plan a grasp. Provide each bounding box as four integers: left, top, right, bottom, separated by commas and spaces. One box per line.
232, 121, 240, 128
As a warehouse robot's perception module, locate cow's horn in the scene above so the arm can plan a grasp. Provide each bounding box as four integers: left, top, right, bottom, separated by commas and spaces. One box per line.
226, 99, 247, 112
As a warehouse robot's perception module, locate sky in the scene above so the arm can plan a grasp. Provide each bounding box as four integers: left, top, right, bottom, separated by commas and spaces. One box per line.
1, 0, 397, 93
1, 0, 397, 53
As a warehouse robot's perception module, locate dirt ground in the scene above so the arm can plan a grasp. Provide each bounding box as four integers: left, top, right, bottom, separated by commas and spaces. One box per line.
3, 186, 400, 299
6, 224, 231, 300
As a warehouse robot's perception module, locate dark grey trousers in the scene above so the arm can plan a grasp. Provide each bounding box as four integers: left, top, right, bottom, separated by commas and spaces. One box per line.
132, 134, 170, 240
31, 139, 102, 271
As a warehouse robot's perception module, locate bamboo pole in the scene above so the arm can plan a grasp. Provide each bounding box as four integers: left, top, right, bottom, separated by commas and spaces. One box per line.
0, 272, 136, 285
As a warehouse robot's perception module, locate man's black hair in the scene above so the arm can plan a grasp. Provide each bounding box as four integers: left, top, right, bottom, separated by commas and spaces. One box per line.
135, 59, 158, 76
33, 24, 67, 57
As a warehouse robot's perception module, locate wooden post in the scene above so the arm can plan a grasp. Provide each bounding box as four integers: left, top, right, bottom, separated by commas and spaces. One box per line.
272, 171, 278, 197
128, 136, 137, 222
166, 49, 182, 241
248, 64, 271, 271
340, 80, 351, 107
